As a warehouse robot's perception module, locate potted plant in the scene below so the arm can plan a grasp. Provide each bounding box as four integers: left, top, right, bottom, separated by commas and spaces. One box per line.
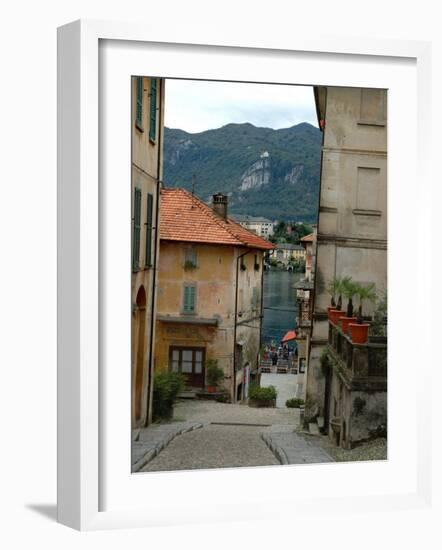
206, 359, 224, 393
327, 277, 346, 323
152, 370, 185, 421
349, 283, 377, 344
285, 397, 304, 408
341, 277, 358, 317
355, 283, 377, 323
326, 277, 341, 309
248, 384, 277, 407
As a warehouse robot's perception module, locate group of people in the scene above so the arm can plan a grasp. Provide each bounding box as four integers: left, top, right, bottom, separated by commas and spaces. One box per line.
262, 340, 297, 366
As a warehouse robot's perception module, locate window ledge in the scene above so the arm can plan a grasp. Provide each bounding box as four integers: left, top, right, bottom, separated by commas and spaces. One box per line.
353, 209, 382, 217
135, 122, 144, 132
158, 315, 218, 326
357, 120, 386, 127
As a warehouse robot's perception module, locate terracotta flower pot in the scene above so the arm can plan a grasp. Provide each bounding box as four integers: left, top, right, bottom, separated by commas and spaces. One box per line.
349, 323, 369, 344
330, 309, 345, 325
207, 385, 216, 393
340, 316, 357, 334
327, 307, 337, 320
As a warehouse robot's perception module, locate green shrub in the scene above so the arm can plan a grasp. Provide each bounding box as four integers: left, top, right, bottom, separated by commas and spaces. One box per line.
152, 370, 185, 421
248, 384, 277, 401
206, 359, 225, 386
285, 398, 305, 408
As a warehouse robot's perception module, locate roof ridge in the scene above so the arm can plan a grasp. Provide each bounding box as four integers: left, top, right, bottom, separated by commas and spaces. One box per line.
160, 187, 275, 249
179, 188, 243, 244
179, 188, 262, 248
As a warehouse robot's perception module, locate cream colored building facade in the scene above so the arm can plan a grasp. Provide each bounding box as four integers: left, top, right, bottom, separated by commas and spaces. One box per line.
305, 86, 387, 424
131, 76, 165, 428
232, 215, 275, 238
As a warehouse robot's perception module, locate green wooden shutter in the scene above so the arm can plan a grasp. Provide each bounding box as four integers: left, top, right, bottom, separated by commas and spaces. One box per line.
149, 78, 157, 141
189, 286, 196, 312
132, 188, 142, 271
136, 77, 143, 128
145, 193, 153, 267
252, 287, 258, 309
183, 285, 196, 313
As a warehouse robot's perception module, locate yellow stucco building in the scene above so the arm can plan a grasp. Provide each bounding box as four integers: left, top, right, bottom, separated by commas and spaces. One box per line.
131, 76, 165, 428
154, 189, 275, 402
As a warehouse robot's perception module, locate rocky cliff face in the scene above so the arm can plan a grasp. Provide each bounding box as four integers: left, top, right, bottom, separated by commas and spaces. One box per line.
239, 153, 271, 191
166, 138, 196, 166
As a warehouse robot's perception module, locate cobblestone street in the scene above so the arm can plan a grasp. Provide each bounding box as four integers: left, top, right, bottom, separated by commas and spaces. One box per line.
134, 378, 333, 472
141, 424, 279, 471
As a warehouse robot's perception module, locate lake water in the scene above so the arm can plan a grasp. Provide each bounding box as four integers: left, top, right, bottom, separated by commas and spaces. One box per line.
261, 269, 301, 345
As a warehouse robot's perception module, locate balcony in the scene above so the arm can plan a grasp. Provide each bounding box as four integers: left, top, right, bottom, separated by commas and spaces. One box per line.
327, 319, 387, 392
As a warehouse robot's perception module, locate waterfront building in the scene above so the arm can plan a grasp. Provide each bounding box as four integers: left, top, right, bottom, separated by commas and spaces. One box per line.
269, 243, 306, 266
231, 214, 275, 238
131, 76, 165, 428
293, 229, 317, 396
305, 86, 388, 447
154, 189, 274, 402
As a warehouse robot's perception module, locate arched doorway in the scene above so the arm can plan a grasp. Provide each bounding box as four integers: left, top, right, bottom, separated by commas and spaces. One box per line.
134, 285, 147, 422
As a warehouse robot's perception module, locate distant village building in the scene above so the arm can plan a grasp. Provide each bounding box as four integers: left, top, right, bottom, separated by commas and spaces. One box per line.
305, 86, 387, 448
231, 214, 275, 238
269, 243, 306, 265
293, 229, 317, 393
154, 189, 275, 402
131, 76, 165, 428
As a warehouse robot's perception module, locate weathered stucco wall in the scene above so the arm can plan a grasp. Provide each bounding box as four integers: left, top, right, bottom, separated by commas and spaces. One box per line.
131, 77, 164, 428
305, 86, 387, 423
328, 369, 387, 448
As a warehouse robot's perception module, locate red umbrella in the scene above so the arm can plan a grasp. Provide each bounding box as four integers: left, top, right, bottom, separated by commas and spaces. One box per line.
281, 330, 297, 343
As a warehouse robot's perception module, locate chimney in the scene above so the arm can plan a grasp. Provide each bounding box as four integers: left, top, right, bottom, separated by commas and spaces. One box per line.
212, 193, 228, 220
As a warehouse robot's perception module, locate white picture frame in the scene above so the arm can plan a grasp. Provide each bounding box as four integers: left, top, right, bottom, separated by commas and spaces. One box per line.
57, 19, 432, 531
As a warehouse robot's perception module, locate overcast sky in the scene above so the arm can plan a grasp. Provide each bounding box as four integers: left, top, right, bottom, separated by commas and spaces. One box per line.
164, 79, 317, 133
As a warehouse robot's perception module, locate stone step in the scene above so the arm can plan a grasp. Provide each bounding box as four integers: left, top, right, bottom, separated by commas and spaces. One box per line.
308, 422, 320, 435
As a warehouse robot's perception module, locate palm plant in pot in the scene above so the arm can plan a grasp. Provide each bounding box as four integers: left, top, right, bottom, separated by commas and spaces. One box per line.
338, 277, 358, 333
349, 283, 377, 344
206, 359, 224, 393
327, 277, 345, 322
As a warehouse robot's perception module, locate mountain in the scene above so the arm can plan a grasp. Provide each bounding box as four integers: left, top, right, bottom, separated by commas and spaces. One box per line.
163, 122, 322, 222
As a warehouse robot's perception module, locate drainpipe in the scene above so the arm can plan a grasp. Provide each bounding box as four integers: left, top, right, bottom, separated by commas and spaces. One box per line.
146, 78, 163, 426
258, 253, 265, 376
233, 248, 252, 403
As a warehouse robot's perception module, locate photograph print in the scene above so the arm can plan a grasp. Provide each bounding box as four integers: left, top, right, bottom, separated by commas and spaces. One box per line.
131, 77, 387, 473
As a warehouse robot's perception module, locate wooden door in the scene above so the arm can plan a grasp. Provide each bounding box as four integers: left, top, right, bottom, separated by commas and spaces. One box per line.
170, 347, 205, 388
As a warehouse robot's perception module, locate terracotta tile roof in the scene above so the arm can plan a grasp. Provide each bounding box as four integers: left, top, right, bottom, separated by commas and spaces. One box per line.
300, 233, 315, 242
160, 188, 275, 250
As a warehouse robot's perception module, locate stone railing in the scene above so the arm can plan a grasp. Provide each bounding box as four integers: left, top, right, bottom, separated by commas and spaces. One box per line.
327, 320, 387, 391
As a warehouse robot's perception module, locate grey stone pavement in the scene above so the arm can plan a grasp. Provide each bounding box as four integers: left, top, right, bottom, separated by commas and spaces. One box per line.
133, 375, 334, 472
132, 421, 204, 472
260, 372, 297, 408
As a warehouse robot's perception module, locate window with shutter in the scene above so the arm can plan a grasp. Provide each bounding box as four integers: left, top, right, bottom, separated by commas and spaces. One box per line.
136, 77, 143, 129
252, 287, 258, 310
132, 188, 142, 271
149, 78, 157, 141
184, 246, 197, 269
183, 284, 196, 313
145, 193, 154, 267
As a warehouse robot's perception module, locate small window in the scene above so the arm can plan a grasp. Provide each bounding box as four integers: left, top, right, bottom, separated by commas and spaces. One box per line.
184, 247, 197, 269
359, 88, 386, 126
149, 78, 158, 141
145, 193, 154, 267
252, 287, 259, 310
135, 77, 143, 130
183, 284, 196, 314
132, 188, 142, 271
